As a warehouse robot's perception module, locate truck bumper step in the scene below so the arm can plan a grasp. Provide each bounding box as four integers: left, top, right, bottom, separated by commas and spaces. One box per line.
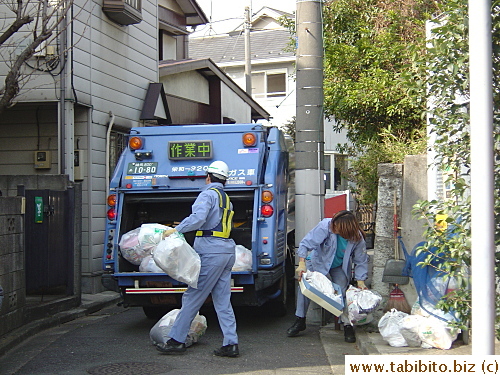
125, 287, 244, 294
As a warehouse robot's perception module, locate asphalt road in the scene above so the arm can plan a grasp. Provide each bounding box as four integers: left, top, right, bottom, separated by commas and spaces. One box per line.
0, 300, 338, 375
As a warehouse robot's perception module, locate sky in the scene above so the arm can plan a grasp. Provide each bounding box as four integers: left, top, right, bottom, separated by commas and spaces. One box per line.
191, 0, 295, 37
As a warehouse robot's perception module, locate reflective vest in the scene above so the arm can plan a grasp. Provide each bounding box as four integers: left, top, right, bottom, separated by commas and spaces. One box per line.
195, 188, 233, 238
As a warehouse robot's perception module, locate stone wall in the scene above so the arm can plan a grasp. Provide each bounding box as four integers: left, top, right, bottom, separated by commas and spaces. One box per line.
371, 156, 427, 322
0, 196, 25, 338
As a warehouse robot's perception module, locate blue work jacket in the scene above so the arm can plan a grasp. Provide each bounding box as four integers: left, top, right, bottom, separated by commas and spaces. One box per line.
176, 182, 236, 254
297, 218, 368, 281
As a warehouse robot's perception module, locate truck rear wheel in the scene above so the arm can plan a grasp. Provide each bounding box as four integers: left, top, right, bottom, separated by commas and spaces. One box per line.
263, 274, 287, 317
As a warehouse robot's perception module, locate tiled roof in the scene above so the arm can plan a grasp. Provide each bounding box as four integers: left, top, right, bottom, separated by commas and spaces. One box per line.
189, 29, 294, 65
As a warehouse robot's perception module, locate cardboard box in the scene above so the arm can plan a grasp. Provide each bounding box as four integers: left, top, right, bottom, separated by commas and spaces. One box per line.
300, 278, 344, 316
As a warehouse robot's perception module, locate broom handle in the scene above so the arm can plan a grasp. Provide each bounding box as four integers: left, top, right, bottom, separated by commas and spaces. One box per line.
393, 192, 398, 260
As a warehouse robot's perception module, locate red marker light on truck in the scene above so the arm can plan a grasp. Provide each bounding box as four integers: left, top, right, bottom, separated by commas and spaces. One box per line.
261, 204, 274, 217
107, 208, 117, 220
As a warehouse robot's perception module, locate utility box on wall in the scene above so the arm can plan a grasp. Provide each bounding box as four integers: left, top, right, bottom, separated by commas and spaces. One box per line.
34, 151, 51, 169
74, 150, 85, 180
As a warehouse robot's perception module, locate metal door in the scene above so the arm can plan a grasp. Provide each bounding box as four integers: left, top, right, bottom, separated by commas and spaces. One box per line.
25, 189, 74, 295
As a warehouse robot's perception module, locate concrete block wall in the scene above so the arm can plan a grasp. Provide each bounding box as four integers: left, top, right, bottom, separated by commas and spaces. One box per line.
0, 197, 26, 338
372, 163, 404, 307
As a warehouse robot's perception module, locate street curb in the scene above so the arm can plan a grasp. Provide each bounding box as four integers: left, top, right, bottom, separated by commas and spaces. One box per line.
356, 330, 380, 355
0, 292, 121, 358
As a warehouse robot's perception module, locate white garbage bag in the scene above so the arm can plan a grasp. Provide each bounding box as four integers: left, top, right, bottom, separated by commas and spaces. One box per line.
139, 255, 165, 273
418, 315, 459, 350
153, 232, 201, 288
400, 314, 425, 347
378, 308, 409, 347
304, 270, 342, 304
119, 224, 170, 265
232, 245, 252, 271
150, 309, 207, 347
345, 285, 382, 325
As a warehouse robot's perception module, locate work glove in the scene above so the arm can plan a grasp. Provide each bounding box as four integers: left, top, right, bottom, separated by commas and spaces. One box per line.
357, 280, 368, 290
162, 228, 177, 239
295, 260, 307, 280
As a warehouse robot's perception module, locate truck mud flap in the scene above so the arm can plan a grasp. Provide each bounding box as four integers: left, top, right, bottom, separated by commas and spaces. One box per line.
254, 267, 284, 291
101, 274, 120, 293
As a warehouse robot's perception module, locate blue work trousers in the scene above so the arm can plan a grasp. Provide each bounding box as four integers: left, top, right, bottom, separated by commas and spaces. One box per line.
168, 252, 238, 346
295, 266, 349, 324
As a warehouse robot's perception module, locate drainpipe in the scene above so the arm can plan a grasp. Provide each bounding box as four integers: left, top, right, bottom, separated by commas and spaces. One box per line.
244, 6, 252, 94
105, 112, 116, 196
59, 9, 67, 175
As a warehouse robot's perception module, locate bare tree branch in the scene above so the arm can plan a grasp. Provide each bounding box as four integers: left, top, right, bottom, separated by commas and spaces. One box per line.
0, 0, 75, 114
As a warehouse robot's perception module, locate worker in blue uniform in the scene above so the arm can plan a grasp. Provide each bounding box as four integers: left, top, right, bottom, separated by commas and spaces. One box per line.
155, 160, 239, 357
286, 210, 369, 343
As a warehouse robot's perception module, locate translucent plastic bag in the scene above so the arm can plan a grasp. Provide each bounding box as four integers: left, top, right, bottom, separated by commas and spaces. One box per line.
418, 315, 459, 350
150, 309, 207, 347
400, 314, 425, 347
119, 224, 170, 265
153, 232, 201, 288
139, 255, 164, 273
378, 309, 409, 347
232, 245, 252, 271
304, 270, 342, 303
345, 285, 382, 325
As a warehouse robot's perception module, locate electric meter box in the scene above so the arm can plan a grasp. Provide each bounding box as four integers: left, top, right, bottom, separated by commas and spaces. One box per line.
34, 151, 52, 169
74, 149, 85, 180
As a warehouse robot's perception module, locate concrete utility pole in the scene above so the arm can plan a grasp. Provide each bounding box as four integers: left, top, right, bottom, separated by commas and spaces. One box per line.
295, 0, 324, 243
468, 0, 495, 355
244, 6, 252, 95
295, 0, 325, 323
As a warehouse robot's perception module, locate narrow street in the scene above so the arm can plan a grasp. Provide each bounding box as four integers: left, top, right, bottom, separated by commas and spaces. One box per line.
0, 299, 359, 375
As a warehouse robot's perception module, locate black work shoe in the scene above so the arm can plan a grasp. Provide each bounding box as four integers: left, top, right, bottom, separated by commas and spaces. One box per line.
287, 316, 306, 337
344, 325, 356, 343
214, 344, 239, 357
156, 338, 186, 354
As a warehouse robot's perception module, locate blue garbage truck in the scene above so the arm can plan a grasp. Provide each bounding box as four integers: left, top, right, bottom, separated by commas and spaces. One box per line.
101, 123, 294, 318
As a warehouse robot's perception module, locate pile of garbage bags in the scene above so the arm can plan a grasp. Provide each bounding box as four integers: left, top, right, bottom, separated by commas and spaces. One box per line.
118, 223, 254, 288
119, 224, 253, 271
378, 301, 460, 350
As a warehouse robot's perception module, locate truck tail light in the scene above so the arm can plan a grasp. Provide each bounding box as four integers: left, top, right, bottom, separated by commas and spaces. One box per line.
129, 136, 144, 150
242, 132, 256, 147
261, 204, 274, 217
107, 194, 116, 207
107, 208, 117, 220
262, 190, 273, 203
